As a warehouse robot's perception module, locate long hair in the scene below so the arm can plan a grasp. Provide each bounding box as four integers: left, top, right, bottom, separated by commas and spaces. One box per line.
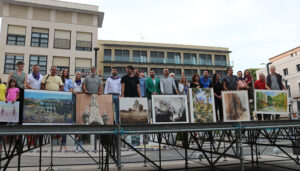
180, 75, 187, 84
61, 69, 70, 84
192, 73, 200, 82
244, 69, 251, 77
8, 78, 17, 89
212, 73, 219, 85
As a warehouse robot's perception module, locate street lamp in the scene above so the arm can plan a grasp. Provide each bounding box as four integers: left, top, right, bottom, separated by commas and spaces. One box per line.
94, 47, 99, 68
266, 62, 272, 75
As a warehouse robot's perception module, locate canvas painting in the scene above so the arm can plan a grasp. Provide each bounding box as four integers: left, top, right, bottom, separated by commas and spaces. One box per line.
76, 94, 114, 125
119, 98, 148, 124
222, 90, 250, 122
0, 101, 19, 123
152, 95, 189, 124
189, 88, 216, 123
255, 90, 289, 115
23, 90, 73, 125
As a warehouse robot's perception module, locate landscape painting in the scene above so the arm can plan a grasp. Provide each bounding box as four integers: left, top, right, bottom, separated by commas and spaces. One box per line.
152, 95, 189, 124
0, 101, 19, 123
222, 90, 250, 122
23, 90, 73, 125
255, 90, 288, 115
120, 98, 148, 124
76, 94, 114, 125
189, 88, 216, 123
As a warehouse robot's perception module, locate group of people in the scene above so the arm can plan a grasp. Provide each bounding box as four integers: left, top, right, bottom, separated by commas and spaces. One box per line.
0, 61, 287, 125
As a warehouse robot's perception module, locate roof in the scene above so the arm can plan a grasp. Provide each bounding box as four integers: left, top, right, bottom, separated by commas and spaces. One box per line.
269, 46, 300, 63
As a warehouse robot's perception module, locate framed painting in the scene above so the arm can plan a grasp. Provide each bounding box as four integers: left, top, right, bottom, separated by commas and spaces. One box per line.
119, 98, 148, 124
0, 101, 19, 123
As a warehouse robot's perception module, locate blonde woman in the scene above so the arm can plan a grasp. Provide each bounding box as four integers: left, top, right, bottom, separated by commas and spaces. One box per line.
178, 75, 189, 94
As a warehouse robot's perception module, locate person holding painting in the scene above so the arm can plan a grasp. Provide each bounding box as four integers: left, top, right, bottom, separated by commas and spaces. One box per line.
211, 73, 223, 122
41, 66, 64, 91
121, 65, 141, 98
189, 73, 201, 88
223, 67, 238, 91
254, 73, 271, 120
82, 67, 103, 95
199, 71, 211, 88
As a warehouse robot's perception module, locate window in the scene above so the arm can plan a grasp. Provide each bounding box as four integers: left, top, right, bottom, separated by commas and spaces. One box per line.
216, 70, 227, 78
184, 69, 198, 80
104, 49, 112, 61
103, 66, 111, 79
184, 53, 196, 65
169, 68, 182, 80
291, 53, 294, 57
150, 51, 164, 63
167, 52, 181, 64
54, 30, 71, 49
297, 64, 300, 72
116, 67, 126, 76
199, 54, 212, 66
4, 54, 24, 74
151, 68, 164, 77
75, 58, 91, 77
53, 56, 70, 75
115, 49, 129, 62
133, 50, 147, 63
214, 55, 227, 66
283, 68, 288, 76
31, 28, 49, 47
7, 25, 26, 46
76, 32, 92, 51
29, 55, 47, 75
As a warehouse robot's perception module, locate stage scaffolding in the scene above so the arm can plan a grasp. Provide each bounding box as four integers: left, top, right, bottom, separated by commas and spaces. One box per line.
0, 120, 300, 171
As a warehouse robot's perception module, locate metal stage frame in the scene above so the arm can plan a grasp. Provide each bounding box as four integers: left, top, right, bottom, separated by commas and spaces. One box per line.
0, 120, 300, 171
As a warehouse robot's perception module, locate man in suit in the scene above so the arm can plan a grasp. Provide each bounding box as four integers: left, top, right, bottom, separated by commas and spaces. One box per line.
146, 69, 160, 122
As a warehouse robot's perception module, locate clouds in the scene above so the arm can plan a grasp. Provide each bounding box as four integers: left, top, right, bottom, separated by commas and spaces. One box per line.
63, 0, 300, 73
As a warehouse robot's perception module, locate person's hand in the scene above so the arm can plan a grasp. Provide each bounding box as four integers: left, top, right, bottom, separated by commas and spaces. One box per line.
98, 92, 102, 95
153, 92, 157, 95
84, 90, 88, 94
12, 100, 15, 104
5, 100, 8, 103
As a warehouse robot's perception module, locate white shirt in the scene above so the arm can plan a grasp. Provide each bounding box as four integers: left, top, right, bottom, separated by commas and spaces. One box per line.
104, 76, 121, 95
73, 80, 82, 93
27, 73, 43, 90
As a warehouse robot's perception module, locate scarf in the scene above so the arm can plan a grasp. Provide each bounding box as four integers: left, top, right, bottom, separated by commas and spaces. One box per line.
110, 75, 120, 80
32, 72, 40, 81
75, 79, 81, 86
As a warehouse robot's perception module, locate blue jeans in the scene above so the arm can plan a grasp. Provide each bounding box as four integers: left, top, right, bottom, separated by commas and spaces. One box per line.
112, 95, 120, 124
76, 141, 83, 151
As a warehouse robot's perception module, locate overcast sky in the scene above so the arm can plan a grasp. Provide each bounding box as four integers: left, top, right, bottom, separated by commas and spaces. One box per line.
63, 0, 300, 72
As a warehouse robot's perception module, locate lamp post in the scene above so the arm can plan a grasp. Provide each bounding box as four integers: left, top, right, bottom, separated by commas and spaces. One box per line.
94, 47, 99, 68
266, 62, 272, 75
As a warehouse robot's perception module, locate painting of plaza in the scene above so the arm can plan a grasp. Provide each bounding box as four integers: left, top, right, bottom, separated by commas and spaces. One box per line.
255, 90, 289, 115
0, 101, 19, 123
23, 90, 73, 125
76, 94, 114, 125
120, 98, 148, 124
189, 88, 216, 123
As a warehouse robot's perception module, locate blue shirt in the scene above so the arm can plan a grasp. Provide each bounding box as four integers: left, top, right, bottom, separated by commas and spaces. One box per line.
200, 76, 211, 88
139, 77, 146, 97
63, 79, 74, 92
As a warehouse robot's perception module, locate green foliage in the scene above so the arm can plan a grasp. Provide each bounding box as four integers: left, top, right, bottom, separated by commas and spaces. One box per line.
248, 68, 260, 81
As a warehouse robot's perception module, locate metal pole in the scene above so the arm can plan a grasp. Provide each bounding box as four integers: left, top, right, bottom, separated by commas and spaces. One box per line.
239, 122, 244, 171
94, 47, 99, 69
158, 133, 162, 170
50, 136, 54, 170
143, 134, 147, 167
98, 135, 101, 169
117, 124, 122, 171
0, 136, 2, 170
39, 136, 42, 171
17, 135, 22, 171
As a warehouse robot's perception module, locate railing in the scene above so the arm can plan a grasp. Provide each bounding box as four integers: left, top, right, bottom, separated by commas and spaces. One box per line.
166, 58, 181, 64
183, 59, 197, 65
150, 58, 165, 63
115, 56, 130, 62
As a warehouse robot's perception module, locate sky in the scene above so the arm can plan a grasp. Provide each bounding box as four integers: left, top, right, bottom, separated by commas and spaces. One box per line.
63, 0, 300, 72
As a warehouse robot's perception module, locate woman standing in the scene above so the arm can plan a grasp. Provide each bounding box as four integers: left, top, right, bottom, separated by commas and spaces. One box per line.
73, 72, 83, 94
178, 75, 189, 94
211, 73, 223, 122
61, 69, 73, 92
244, 69, 254, 100
8, 61, 27, 124
237, 71, 249, 90
189, 73, 201, 88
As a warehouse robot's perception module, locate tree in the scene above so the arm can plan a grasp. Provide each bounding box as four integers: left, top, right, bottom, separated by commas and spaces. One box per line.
248, 68, 260, 81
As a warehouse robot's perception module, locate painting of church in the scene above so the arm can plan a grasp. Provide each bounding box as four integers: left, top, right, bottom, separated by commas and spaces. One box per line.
76, 94, 114, 125
119, 98, 148, 124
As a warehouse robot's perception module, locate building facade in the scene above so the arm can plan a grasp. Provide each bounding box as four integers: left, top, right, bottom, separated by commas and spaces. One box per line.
256, 46, 300, 113
98, 40, 232, 81
0, 0, 104, 81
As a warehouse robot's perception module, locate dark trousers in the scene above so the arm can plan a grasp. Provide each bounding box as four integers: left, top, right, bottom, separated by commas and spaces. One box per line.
18, 88, 24, 124
215, 99, 223, 122
257, 114, 271, 120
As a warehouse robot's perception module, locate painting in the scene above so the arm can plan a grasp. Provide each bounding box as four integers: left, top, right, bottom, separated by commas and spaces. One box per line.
0, 101, 19, 123
222, 90, 250, 122
152, 95, 189, 124
189, 88, 216, 123
23, 90, 73, 125
76, 94, 114, 125
119, 98, 148, 124
255, 90, 289, 115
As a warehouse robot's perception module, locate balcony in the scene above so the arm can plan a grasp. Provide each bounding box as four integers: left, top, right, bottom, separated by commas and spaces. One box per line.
150, 58, 165, 64
166, 58, 181, 64
198, 60, 213, 66
214, 60, 228, 66
104, 56, 111, 62
115, 56, 130, 62
184, 59, 197, 65
132, 57, 148, 63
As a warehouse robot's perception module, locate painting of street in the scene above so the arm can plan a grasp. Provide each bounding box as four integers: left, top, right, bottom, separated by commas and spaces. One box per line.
189, 88, 216, 123
255, 90, 288, 115
152, 95, 189, 124
120, 98, 148, 124
23, 90, 73, 125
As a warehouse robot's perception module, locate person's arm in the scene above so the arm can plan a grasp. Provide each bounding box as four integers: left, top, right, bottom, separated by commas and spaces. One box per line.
282, 83, 287, 90
98, 85, 103, 95
223, 81, 228, 91
69, 80, 73, 92
118, 79, 122, 95
121, 83, 125, 97
265, 85, 271, 90
172, 80, 179, 94
41, 75, 47, 90
7, 71, 13, 84
59, 85, 63, 91
13, 91, 20, 103
160, 80, 164, 94
26, 76, 33, 89
24, 73, 28, 89
104, 78, 109, 94
82, 78, 88, 93
137, 84, 142, 97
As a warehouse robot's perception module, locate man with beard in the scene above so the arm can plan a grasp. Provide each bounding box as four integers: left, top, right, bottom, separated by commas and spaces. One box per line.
27, 64, 43, 90
121, 66, 141, 97
82, 67, 103, 95
104, 67, 121, 123
146, 69, 160, 121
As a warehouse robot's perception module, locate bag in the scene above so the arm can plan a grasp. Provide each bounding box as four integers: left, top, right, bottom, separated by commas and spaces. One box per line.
238, 80, 247, 88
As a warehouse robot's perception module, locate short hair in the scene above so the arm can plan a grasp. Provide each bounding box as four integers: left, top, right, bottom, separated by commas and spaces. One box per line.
32, 64, 39, 68
50, 66, 57, 70
16, 61, 24, 65
148, 69, 154, 72
227, 67, 232, 72
270, 65, 276, 69
126, 65, 134, 71
163, 69, 169, 72
237, 71, 242, 74
111, 67, 117, 71
90, 66, 96, 70
169, 72, 175, 76
75, 71, 82, 75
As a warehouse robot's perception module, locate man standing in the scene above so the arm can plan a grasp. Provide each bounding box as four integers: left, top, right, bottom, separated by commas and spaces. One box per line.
121, 66, 141, 97
104, 67, 121, 123
41, 66, 63, 91
135, 69, 146, 97
200, 71, 212, 88
266, 65, 287, 120
223, 67, 238, 91
160, 69, 178, 95
254, 73, 271, 120
27, 64, 43, 90
169, 72, 178, 94
83, 67, 103, 95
